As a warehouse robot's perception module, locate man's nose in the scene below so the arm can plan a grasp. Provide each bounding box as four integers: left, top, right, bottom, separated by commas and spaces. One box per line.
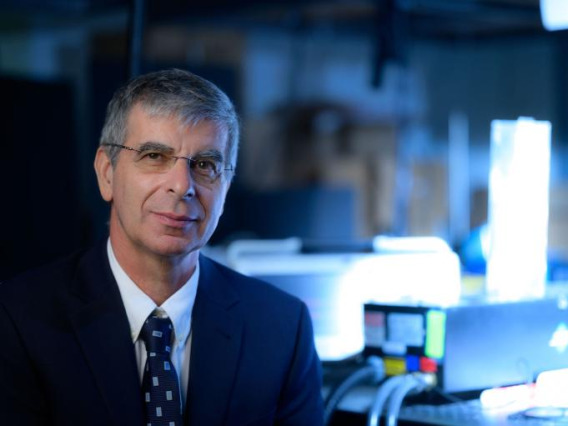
166, 158, 195, 197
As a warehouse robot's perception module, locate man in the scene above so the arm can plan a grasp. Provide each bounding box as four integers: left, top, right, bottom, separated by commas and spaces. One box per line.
0, 69, 323, 425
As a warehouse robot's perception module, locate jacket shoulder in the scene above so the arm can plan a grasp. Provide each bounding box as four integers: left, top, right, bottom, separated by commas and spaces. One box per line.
199, 255, 304, 309
0, 249, 88, 304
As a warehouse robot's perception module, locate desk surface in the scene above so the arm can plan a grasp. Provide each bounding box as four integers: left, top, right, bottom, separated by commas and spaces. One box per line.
399, 400, 564, 425
329, 384, 565, 425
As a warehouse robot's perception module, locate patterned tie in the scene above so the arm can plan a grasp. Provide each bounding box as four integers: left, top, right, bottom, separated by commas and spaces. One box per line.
140, 312, 183, 426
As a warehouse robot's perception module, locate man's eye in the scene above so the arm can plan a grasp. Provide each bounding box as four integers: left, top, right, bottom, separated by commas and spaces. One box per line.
195, 159, 217, 171
140, 152, 165, 161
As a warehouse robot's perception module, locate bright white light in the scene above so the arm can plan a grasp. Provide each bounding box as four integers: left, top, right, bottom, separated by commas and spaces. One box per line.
541, 0, 568, 31
486, 118, 551, 301
372, 235, 452, 253
480, 383, 534, 409
536, 369, 568, 407
350, 249, 461, 307
548, 322, 568, 353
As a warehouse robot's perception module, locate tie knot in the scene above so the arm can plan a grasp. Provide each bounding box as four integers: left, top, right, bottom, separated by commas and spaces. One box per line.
140, 313, 174, 354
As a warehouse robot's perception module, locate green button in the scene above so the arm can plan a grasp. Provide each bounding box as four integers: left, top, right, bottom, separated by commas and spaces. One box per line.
425, 310, 446, 359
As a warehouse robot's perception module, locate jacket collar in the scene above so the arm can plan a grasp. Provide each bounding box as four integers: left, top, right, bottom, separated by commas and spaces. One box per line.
185, 255, 243, 425
66, 242, 245, 426
67, 241, 144, 425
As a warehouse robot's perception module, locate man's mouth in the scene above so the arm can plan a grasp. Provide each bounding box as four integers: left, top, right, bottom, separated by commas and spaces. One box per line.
153, 212, 196, 228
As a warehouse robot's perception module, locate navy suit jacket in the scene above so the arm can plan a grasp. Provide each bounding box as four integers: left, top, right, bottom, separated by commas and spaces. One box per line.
0, 242, 323, 425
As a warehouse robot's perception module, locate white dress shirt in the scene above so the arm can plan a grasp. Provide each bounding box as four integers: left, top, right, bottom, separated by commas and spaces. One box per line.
107, 239, 199, 406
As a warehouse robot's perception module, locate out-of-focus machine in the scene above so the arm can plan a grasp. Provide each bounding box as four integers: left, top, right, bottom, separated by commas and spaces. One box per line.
223, 233, 568, 425
225, 235, 462, 362
221, 116, 566, 424
364, 295, 568, 393
224, 235, 463, 425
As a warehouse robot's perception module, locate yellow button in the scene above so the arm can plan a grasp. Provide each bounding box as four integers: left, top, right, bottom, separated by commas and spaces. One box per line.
384, 357, 407, 376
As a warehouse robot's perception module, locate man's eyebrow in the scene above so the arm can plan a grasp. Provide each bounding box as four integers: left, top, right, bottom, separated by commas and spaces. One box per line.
192, 149, 224, 162
137, 141, 175, 153
136, 143, 225, 162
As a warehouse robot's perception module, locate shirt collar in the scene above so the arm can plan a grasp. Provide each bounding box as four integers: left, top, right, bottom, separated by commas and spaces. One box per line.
107, 239, 198, 347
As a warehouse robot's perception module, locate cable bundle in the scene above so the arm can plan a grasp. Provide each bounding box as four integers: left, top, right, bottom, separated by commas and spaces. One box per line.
324, 356, 385, 425
367, 373, 436, 426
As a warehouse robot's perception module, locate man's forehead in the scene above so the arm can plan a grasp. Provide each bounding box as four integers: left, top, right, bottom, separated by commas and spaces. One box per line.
128, 103, 226, 136
125, 104, 229, 154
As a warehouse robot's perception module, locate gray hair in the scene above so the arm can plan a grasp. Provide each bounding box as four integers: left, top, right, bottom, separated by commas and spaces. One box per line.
99, 68, 239, 170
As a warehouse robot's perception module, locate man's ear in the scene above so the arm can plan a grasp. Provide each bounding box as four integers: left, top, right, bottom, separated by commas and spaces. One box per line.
94, 147, 114, 202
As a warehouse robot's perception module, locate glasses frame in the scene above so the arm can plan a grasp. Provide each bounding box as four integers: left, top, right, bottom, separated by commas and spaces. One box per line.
101, 143, 234, 184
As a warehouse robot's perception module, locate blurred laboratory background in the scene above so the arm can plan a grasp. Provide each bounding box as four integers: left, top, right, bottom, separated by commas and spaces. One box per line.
3, 1, 568, 423
3, 0, 567, 278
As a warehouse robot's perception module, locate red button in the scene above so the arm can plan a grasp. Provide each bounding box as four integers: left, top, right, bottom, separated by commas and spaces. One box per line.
420, 357, 438, 373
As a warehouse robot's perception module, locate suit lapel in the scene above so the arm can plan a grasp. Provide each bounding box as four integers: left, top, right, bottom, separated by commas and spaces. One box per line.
186, 256, 243, 426
67, 242, 144, 426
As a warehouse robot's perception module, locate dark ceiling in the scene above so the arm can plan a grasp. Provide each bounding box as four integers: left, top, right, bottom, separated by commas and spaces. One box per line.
0, 0, 549, 40
144, 0, 546, 39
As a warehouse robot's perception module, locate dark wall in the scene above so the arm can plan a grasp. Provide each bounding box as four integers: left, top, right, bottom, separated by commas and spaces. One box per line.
0, 76, 87, 280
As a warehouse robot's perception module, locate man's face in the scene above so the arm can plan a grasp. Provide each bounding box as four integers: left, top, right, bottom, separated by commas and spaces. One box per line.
95, 103, 231, 260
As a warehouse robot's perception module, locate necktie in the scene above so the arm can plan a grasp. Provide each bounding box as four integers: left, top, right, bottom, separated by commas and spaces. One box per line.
140, 312, 183, 426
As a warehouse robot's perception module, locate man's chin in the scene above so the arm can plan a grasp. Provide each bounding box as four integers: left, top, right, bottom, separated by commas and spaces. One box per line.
148, 236, 201, 259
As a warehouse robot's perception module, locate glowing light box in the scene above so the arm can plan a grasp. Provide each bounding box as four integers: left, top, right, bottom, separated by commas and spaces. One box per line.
486, 117, 551, 301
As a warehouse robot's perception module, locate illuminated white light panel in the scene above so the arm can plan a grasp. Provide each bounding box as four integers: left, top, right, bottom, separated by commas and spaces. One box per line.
541, 0, 568, 31
486, 117, 551, 301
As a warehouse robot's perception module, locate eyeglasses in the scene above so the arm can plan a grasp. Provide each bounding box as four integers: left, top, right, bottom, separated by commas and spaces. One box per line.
102, 143, 234, 185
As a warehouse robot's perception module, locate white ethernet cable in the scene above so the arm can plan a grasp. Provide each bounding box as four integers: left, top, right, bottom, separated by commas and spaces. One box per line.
367, 373, 436, 426
324, 356, 385, 426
